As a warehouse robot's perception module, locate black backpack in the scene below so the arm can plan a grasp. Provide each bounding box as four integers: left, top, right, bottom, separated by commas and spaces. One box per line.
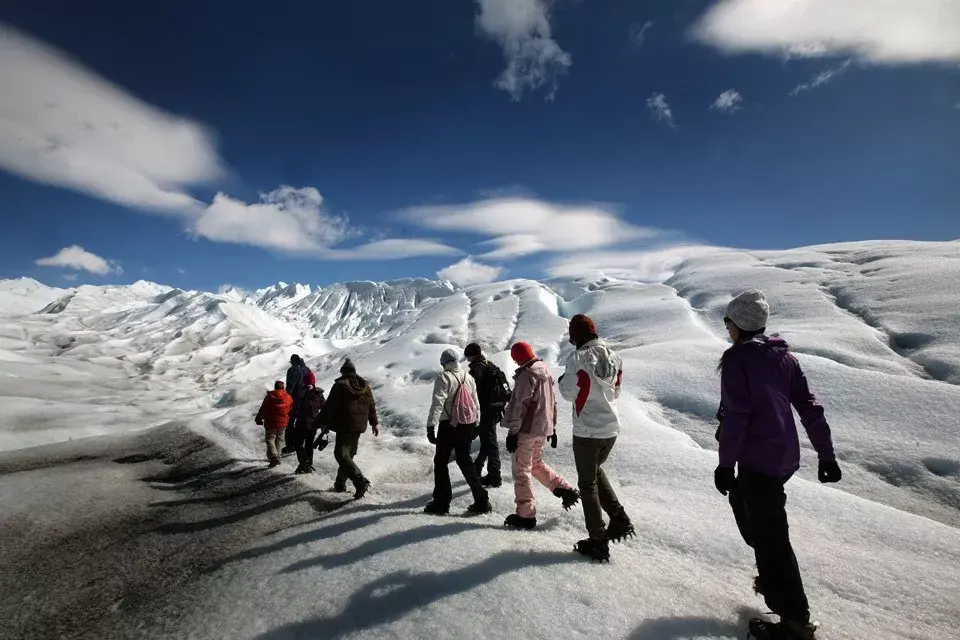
476, 360, 511, 415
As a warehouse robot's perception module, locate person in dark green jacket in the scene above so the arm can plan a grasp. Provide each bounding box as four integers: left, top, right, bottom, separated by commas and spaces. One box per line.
314, 358, 379, 499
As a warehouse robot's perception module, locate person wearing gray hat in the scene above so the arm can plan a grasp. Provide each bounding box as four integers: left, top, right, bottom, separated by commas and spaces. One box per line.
715, 289, 840, 640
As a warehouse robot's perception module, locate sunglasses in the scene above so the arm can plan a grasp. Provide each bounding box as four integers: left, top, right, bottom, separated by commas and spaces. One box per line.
723, 317, 733, 325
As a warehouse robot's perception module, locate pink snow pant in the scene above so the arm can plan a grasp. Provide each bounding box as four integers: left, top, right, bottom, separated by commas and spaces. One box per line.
513, 434, 573, 518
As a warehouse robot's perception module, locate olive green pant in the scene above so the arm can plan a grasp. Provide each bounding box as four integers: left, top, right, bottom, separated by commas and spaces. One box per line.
334, 432, 365, 489
573, 435, 628, 540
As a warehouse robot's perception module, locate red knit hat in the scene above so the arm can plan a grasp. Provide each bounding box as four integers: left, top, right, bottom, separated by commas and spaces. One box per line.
303, 370, 316, 387
510, 341, 536, 365
569, 314, 597, 344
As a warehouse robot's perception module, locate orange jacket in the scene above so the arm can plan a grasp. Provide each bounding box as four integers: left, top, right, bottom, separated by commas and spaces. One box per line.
255, 389, 293, 430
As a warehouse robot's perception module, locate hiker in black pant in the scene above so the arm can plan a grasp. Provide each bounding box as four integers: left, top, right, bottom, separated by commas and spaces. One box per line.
423, 349, 491, 516
464, 343, 511, 488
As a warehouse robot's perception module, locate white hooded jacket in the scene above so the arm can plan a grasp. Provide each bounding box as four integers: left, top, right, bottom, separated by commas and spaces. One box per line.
427, 362, 481, 428
558, 338, 623, 439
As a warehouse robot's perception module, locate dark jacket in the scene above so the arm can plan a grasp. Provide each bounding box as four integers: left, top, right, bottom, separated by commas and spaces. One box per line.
468, 358, 508, 423
255, 389, 293, 430
297, 387, 325, 428
314, 374, 378, 433
718, 336, 836, 477
286, 362, 309, 406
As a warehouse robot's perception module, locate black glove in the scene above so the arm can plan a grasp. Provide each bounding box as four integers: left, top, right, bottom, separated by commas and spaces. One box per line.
557, 374, 565, 383
427, 427, 437, 445
506, 433, 518, 453
549, 433, 558, 448
714, 466, 736, 496
818, 459, 842, 484
314, 434, 329, 451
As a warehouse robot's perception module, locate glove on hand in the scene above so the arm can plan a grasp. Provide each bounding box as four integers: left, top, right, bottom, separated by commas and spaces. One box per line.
818, 459, 842, 484
314, 434, 329, 451
714, 466, 737, 496
506, 433, 518, 453
549, 433, 558, 448
427, 427, 437, 445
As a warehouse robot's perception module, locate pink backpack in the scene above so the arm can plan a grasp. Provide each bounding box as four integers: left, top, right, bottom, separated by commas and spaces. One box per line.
450, 374, 479, 427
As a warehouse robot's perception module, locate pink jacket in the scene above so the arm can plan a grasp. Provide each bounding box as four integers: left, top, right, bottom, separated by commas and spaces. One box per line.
501, 359, 558, 437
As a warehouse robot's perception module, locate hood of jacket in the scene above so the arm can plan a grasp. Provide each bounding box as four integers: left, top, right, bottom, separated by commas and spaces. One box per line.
266, 389, 289, 404
335, 373, 369, 396
442, 361, 463, 374
577, 339, 621, 388
515, 358, 550, 382
734, 334, 791, 362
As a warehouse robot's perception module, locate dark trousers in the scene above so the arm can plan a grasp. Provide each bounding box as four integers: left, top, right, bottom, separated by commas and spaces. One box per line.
334, 432, 365, 489
729, 469, 810, 624
473, 418, 502, 481
433, 421, 488, 506
284, 414, 297, 447
573, 435, 628, 540
293, 427, 317, 467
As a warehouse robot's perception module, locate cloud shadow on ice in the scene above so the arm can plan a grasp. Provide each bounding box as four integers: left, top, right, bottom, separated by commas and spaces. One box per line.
257, 551, 581, 640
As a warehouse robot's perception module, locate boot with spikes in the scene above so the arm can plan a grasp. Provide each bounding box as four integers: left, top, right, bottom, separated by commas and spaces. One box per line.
606, 517, 635, 543
747, 618, 818, 640
574, 537, 610, 562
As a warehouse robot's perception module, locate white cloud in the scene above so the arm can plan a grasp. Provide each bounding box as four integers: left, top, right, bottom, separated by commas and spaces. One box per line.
35, 245, 122, 276
629, 21, 654, 49
790, 59, 853, 95
545, 245, 726, 282
647, 93, 675, 126
475, 0, 572, 101
690, 0, 960, 65
177, 268, 186, 274
192, 186, 458, 260
711, 89, 743, 112
0, 24, 220, 213
62, 273, 79, 282
191, 187, 355, 254
437, 257, 503, 285
402, 197, 657, 260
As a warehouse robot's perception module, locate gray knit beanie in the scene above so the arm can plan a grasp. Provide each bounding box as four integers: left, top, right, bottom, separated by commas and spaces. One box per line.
725, 290, 770, 332
440, 349, 459, 367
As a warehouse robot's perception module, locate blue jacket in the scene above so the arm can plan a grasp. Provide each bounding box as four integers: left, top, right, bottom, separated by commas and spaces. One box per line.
718, 336, 836, 477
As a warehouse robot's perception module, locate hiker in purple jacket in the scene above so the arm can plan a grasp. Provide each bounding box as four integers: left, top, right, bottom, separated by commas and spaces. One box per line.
714, 290, 841, 640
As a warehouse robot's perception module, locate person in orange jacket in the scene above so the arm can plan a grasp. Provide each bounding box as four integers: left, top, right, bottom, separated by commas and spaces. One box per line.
255, 381, 294, 467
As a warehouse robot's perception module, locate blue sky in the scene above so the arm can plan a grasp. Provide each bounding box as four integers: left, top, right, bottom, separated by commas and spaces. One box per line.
1, 0, 958, 292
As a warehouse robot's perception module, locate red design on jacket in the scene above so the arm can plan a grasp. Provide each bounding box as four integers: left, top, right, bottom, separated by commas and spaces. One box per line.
575, 370, 591, 417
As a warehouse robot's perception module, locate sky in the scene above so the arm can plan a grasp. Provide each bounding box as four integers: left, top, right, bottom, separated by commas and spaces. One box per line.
1, 0, 958, 292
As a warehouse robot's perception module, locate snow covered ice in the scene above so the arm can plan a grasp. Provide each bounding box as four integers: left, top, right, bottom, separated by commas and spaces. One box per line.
1, 240, 959, 640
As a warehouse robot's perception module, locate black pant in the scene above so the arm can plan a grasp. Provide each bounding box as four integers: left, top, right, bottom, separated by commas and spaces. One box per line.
730, 469, 810, 624
334, 432, 365, 489
293, 427, 317, 467
284, 413, 298, 447
473, 418, 501, 481
433, 421, 488, 506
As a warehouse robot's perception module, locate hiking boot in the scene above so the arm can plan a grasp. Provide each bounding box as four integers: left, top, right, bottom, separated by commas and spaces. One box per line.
504, 514, 537, 530
423, 501, 450, 516
747, 618, 787, 640
280, 446, 296, 456
480, 475, 502, 488
553, 486, 581, 510
294, 464, 306, 474
574, 537, 610, 562
466, 500, 493, 515
332, 483, 347, 493
354, 479, 371, 500
606, 517, 635, 543
753, 575, 764, 596
268, 459, 281, 468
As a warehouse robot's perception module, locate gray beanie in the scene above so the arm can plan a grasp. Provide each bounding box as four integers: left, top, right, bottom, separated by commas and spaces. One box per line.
725, 290, 770, 332
440, 349, 459, 367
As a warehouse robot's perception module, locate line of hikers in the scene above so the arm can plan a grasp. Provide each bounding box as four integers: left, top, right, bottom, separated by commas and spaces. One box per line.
254, 292, 842, 640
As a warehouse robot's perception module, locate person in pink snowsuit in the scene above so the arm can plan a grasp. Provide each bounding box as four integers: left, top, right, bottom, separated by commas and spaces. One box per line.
502, 341, 581, 530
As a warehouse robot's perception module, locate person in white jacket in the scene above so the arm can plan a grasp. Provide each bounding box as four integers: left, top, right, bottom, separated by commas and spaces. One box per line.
558, 314, 634, 561
423, 349, 491, 516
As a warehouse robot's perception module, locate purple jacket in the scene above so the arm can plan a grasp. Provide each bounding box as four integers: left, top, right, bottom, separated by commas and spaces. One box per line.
718, 336, 835, 477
